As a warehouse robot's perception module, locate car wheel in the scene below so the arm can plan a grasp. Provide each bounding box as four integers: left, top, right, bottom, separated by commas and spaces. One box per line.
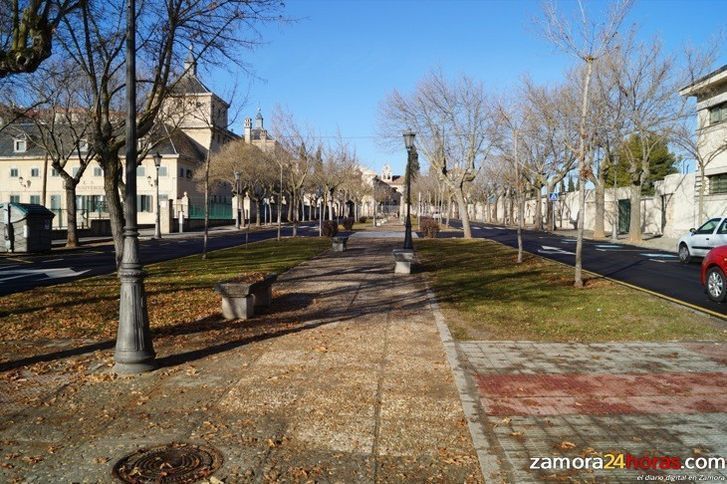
706, 266, 727, 303
678, 243, 691, 264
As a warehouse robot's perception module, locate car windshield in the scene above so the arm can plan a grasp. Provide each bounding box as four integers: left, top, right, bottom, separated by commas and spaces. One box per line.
695, 218, 721, 235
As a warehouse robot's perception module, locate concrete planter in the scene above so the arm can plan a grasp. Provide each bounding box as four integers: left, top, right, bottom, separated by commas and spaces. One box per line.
332, 236, 349, 252
214, 273, 277, 320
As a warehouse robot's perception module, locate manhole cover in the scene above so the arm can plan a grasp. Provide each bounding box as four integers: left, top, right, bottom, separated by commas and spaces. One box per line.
113, 442, 223, 483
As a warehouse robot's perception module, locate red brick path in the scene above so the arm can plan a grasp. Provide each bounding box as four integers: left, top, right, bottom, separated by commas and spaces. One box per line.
477, 372, 727, 416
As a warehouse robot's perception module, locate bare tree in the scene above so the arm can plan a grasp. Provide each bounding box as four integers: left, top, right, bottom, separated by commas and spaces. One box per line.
540, 0, 632, 287
271, 106, 317, 237
24, 61, 95, 247
605, 38, 686, 242
380, 71, 496, 239
0, 0, 81, 77
675, 44, 724, 224
203, 138, 273, 227
57, 0, 283, 266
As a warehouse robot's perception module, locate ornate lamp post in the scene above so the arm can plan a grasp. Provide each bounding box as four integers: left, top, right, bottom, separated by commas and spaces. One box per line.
113, 0, 156, 374
402, 130, 416, 250
153, 152, 162, 239
234, 171, 241, 230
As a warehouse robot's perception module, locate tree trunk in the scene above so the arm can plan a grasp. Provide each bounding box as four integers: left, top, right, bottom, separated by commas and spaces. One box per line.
593, 175, 605, 239
202, 153, 211, 259
534, 188, 543, 231
255, 199, 261, 226
102, 158, 125, 267
454, 189, 473, 239
64, 182, 79, 248
508, 191, 514, 225
445, 197, 451, 227
628, 183, 642, 242
574, 59, 594, 289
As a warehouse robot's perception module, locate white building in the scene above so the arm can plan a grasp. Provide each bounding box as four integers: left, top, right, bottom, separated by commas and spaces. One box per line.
0, 52, 237, 231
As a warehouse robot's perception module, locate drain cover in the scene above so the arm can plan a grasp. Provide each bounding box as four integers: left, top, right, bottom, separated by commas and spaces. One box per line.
113, 442, 223, 483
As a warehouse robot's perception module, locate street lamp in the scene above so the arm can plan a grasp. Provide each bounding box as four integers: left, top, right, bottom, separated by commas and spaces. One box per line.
402, 130, 416, 250
114, 0, 156, 374
234, 171, 241, 230
153, 152, 162, 240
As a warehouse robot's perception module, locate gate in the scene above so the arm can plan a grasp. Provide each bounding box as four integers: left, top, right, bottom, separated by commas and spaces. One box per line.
618, 199, 631, 234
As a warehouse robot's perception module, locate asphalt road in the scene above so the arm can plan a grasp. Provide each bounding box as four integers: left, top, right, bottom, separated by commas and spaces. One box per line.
0, 223, 320, 296
445, 220, 726, 317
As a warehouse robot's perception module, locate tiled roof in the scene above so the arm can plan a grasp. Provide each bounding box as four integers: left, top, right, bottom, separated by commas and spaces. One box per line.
150, 126, 206, 160
0, 123, 46, 157
169, 72, 212, 95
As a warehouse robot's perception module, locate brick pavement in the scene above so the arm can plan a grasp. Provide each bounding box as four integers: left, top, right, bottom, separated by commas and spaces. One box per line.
458, 341, 727, 482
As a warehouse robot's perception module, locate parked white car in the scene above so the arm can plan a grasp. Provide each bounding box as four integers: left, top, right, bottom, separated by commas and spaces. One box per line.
677, 216, 727, 263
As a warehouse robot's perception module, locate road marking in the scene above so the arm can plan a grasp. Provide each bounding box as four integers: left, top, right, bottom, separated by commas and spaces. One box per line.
43, 259, 64, 263
0, 267, 89, 284
641, 253, 678, 258
538, 245, 575, 255
595, 244, 622, 249
4, 257, 32, 264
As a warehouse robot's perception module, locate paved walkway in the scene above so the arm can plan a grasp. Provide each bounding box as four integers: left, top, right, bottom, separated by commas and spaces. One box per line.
458, 341, 727, 482
0, 235, 482, 482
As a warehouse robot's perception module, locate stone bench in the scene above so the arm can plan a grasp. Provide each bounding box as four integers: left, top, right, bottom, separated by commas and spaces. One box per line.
332, 235, 349, 252
393, 251, 414, 274
214, 273, 277, 320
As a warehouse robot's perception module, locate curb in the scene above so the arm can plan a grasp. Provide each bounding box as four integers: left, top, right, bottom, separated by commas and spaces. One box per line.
465, 228, 726, 322
424, 281, 505, 482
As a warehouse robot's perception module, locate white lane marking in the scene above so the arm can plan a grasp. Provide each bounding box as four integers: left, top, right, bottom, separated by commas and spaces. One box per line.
595, 244, 622, 249
44, 259, 63, 263
641, 253, 677, 258
538, 245, 575, 255
0, 267, 90, 284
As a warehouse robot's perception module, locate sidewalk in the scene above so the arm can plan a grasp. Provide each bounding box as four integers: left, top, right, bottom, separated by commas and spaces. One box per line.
0, 233, 482, 482
457, 340, 727, 482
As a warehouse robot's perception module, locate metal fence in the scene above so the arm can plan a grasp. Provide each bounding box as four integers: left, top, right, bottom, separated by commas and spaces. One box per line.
187, 202, 232, 220
49, 208, 109, 229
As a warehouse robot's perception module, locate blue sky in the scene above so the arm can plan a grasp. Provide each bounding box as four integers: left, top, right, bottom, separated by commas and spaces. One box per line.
202, 0, 726, 175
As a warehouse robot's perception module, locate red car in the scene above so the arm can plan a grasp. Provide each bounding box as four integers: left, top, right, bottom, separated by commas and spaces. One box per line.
702, 245, 727, 302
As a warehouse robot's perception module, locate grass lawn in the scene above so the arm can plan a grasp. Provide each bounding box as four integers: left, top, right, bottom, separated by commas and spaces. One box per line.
0, 237, 329, 341
416, 238, 726, 342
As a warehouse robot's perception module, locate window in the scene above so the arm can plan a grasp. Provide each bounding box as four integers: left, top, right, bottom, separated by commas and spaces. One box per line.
51, 168, 60, 177
79, 139, 88, 152
136, 166, 145, 177
186, 169, 192, 179
719, 220, 727, 235
72, 166, 81, 177
30, 195, 40, 204
158, 166, 167, 177
9, 195, 20, 203
137, 195, 153, 213
696, 218, 721, 235
709, 102, 727, 126
94, 166, 103, 177
50, 195, 61, 210
13, 138, 26, 153
10, 168, 18, 177
31, 167, 39, 177
709, 174, 727, 194
180, 167, 185, 177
